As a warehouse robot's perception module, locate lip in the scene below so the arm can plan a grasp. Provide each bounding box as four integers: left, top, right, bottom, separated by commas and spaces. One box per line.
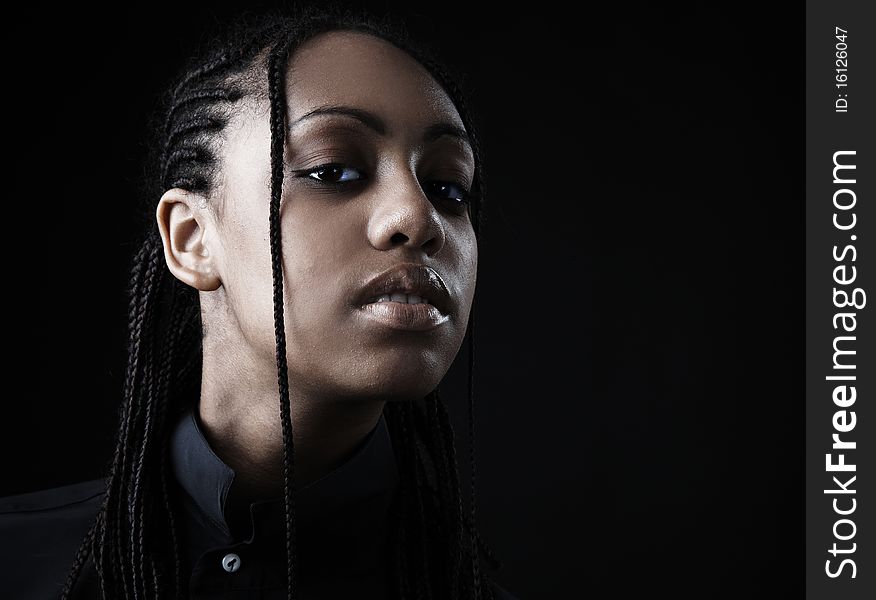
355, 263, 452, 331
359, 300, 450, 331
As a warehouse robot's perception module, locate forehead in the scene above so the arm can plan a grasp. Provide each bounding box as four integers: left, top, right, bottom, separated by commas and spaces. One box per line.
286, 30, 463, 129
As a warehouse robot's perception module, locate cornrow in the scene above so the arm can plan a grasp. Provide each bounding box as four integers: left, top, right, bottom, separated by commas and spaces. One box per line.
165, 88, 243, 120
169, 53, 238, 102
59, 6, 503, 599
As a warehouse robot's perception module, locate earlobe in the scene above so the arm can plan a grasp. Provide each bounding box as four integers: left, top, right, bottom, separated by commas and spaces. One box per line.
155, 188, 222, 292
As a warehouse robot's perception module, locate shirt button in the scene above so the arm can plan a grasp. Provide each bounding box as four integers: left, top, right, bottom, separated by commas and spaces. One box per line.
221, 553, 241, 573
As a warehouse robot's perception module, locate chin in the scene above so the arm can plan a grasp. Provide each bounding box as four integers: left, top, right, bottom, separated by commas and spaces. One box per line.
352, 358, 446, 402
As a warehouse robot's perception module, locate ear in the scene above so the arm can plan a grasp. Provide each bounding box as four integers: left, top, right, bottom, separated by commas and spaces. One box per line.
155, 188, 222, 291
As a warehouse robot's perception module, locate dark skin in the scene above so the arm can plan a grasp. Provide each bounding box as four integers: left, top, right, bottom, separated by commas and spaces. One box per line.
155, 31, 478, 534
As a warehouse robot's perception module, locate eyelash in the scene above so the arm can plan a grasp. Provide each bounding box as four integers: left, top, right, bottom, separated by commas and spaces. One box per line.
291, 162, 473, 207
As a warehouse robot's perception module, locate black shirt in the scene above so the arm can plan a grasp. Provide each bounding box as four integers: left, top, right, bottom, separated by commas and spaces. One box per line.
0, 407, 519, 599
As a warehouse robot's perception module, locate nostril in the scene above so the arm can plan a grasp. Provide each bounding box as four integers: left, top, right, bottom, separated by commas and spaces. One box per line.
420, 237, 439, 256
390, 232, 408, 245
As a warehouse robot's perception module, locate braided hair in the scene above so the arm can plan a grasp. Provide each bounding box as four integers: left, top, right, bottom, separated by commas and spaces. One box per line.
60, 4, 500, 599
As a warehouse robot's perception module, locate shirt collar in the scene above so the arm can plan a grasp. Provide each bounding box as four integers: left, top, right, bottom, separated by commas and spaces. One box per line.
169, 404, 398, 540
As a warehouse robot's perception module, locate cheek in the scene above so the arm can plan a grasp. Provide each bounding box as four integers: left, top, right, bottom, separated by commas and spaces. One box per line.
278, 211, 355, 345
223, 239, 278, 357
447, 225, 479, 317
464, 240, 478, 297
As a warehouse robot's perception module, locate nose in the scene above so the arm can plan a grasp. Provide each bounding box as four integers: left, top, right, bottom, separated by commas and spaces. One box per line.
367, 170, 445, 256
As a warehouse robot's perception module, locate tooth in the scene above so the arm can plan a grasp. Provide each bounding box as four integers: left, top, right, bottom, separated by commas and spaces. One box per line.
390, 293, 407, 303
408, 294, 423, 304
376, 294, 391, 303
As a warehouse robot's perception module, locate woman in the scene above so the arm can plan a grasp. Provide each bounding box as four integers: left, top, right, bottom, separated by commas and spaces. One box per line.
0, 4, 517, 600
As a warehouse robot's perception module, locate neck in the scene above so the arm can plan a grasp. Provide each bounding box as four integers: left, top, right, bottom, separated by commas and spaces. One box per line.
197, 338, 385, 520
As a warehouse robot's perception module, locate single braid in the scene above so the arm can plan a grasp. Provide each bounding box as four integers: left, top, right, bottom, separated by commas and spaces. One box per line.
426, 397, 503, 577
399, 401, 427, 598
410, 403, 435, 599
467, 310, 482, 600
58, 516, 98, 600
267, 29, 300, 600
159, 428, 183, 600
385, 406, 412, 599
428, 391, 463, 599
131, 337, 156, 598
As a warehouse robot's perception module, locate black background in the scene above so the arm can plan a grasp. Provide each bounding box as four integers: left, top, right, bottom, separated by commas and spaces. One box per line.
4, 1, 803, 598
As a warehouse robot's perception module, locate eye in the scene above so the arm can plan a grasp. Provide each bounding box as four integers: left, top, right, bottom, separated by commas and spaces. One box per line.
299, 163, 365, 184
424, 180, 471, 204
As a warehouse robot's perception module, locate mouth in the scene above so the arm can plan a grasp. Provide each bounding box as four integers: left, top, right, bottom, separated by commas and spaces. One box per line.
355, 263, 452, 331
356, 263, 451, 314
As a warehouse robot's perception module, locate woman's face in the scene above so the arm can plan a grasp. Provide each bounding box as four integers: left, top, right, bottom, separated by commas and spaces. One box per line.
196, 30, 477, 402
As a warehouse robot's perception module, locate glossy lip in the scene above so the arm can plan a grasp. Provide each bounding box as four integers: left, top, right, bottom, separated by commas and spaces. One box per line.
355, 263, 452, 316
359, 300, 450, 331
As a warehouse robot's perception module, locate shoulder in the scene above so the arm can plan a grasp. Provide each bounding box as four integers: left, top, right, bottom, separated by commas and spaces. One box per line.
0, 479, 105, 597
491, 579, 522, 600
0, 478, 106, 514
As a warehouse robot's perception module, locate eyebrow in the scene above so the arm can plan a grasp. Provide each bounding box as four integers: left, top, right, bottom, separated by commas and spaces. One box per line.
289, 104, 473, 150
